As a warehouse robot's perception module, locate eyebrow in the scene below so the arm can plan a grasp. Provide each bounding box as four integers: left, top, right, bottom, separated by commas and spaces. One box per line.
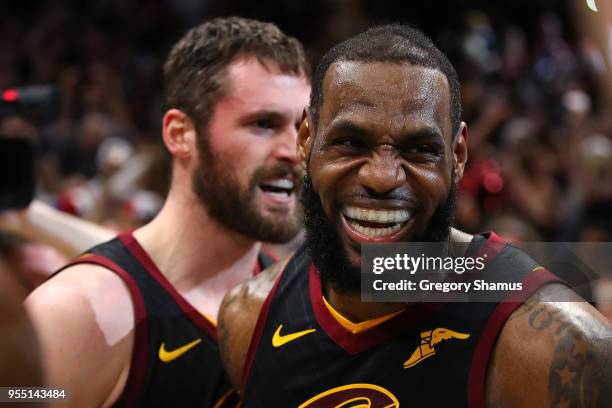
239, 110, 293, 124
327, 119, 445, 143
326, 120, 369, 137
403, 127, 445, 143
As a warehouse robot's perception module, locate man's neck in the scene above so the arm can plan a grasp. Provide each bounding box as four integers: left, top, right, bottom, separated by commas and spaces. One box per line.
324, 228, 474, 323
326, 288, 409, 323
133, 186, 261, 294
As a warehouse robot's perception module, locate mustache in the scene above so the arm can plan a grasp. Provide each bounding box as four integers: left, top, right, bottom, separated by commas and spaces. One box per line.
253, 162, 303, 183
303, 168, 417, 203
341, 189, 416, 202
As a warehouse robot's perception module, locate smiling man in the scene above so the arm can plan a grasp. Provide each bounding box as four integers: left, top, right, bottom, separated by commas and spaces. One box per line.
218, 25, 611, 407
26, 18, 310, 407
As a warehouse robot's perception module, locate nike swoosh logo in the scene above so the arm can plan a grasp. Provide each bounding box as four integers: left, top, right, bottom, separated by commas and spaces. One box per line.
159, 338, 202, 362
272, 324, 316, 347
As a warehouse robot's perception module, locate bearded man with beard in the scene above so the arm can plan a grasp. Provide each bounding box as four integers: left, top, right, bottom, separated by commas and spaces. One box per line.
26, 17, 310, 408
218, 25, 612, 408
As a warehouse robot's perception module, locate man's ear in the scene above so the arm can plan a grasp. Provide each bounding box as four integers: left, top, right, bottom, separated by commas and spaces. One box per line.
162, 109, 196, 159
453, 121, 468, 181
297, 108, 313, 170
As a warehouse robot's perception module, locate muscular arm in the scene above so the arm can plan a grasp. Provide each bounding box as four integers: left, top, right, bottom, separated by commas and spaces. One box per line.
486, 284, 612, 407
25, 265, 135, 407
217, 259, 286, 390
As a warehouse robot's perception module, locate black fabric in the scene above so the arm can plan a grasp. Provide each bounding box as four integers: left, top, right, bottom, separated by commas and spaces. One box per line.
257, 251, 276, 270
78, 238, 238, 408
243, 234, 553, 407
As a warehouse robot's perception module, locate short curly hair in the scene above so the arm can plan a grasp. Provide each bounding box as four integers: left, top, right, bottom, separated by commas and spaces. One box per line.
310, 24, 461, 137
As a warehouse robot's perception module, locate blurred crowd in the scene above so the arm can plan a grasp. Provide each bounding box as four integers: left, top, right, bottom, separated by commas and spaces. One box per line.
0, 1, 610, 292
455, 10, 612, 244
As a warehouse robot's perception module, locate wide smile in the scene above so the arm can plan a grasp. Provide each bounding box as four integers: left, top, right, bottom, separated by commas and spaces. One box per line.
340, 205, 413, 242
258, 178, 297, 206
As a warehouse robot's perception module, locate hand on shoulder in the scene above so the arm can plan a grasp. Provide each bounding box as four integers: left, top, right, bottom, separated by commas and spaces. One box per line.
218, 258, 287, 390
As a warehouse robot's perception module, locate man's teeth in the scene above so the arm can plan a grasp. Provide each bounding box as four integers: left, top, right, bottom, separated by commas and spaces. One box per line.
267, 191, 289, 198
260, 178, 295, 198
342, 207, 411, 238
347, 219, 403, 237
262, 179, 294, 189
342, 206, 411, 223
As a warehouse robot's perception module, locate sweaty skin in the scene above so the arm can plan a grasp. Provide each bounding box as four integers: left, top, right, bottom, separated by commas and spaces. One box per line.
305, 61, 468, 321
218, 61, 612, 406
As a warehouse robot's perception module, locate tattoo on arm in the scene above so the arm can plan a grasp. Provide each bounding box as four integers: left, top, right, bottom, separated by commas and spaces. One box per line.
515, 299, 611, 407
549, 327, 598, 408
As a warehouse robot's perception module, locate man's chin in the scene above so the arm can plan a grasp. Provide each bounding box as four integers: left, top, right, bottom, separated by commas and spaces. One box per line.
247, 210, 301, 244
257, 187, 298, 213
256, 200, 299, 227
345, 250, 362, 275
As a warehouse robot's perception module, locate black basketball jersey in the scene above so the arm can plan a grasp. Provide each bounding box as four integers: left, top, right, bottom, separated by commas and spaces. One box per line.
242, 232, 562, 408
56, 231, 275, 408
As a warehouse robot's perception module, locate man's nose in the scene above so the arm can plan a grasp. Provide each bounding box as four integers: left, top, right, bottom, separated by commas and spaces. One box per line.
358, 147, 406, 195
273, 127, 299, 164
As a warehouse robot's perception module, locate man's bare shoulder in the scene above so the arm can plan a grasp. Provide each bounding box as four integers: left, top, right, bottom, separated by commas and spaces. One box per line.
26, 263, 135, 407
218, 258, 287, 389
486, 283, 612, 407
27, 263, 136, 341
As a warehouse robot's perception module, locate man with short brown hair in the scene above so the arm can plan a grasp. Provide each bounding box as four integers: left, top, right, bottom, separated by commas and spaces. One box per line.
27, 17, 310, 407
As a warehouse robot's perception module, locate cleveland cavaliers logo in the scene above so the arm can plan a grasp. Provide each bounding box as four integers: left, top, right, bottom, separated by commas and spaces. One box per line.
403, 327, 470, 368
299, 383, 399, 408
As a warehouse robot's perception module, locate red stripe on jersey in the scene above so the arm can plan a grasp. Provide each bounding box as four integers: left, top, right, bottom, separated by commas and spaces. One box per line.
240, 267, 285, 394
118, 231, 218, 341
467, 268, 563, 408
58, 254, 149, 408
309, 264, 445, 354
308, 232, 507, 354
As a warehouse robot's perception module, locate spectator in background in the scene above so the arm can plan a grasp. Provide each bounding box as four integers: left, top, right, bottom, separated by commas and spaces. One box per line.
1, 0, 611, 318
2, 1, 610, 241
0, 231, 68, 293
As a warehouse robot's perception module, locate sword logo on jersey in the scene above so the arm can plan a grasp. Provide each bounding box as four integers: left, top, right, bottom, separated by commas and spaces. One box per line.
272, 324, 317, 347
158, 338, 202, 362
403, 328, 470, 368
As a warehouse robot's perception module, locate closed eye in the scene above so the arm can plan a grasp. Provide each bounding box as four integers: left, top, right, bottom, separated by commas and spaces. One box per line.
401, 143, 444, 163
406, 144, 438, 154
327, 122, 370, 151
333, 137, 368, 150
